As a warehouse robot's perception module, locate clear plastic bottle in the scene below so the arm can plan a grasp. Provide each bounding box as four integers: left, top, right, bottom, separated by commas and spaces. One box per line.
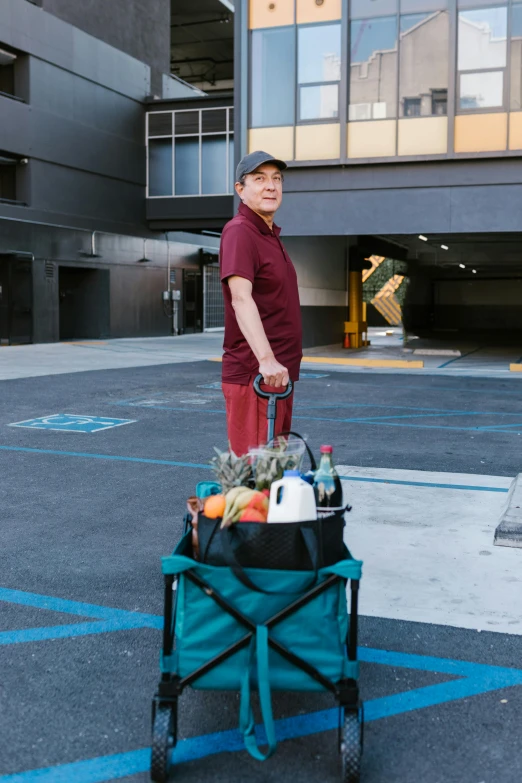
313, 445, 343, 516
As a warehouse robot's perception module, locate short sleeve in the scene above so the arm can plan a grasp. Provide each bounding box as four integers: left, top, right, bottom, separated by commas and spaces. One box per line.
220, 223, 258, 284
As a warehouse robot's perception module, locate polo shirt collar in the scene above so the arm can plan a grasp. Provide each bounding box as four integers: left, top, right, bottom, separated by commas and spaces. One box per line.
238, 202, 281, 237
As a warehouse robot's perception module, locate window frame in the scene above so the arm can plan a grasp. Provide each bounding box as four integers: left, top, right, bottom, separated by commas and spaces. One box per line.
456, 4, 509, 114
146, 106, 234, 199
297, 81, 341, 123
296, 20, 342, 124
348, 13, 400, 122
0, 45, 25, 104
249, 24, 297, 129
457, 66, 508, 111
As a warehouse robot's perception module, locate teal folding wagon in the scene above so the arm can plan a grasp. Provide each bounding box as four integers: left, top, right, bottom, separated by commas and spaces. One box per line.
150, 530, 364, 782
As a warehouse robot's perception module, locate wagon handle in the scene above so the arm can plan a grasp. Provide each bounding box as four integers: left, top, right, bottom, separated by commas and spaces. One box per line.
253, 374, 293, 443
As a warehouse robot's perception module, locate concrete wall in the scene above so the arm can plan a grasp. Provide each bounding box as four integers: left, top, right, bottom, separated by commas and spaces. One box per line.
283, 236, 348, 348
41, 0, 170, 94
433, 278, 522, 331
0, 0, 151, 236
0, 218, 217, 343
279, 158, 522, 237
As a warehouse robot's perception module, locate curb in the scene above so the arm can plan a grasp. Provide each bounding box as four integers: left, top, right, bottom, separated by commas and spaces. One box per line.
209, 356, 425, 369
494, 473, 522, 547
301, 357, 424, 369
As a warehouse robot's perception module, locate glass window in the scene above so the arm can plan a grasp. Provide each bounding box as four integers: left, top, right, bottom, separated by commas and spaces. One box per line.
148, 112, 172, 137
460, 70, 504, 108
201, 136, 227, 195
297, 23, 341, 121
349, 16, 398, 121
202, 110, 227, 134
251, 27, 295, 127
148, 139, 172, 197
175, 138, 199, 196
458, 7, 507, 71
399, 11, 449, 117
300, 84, 339, 120
457, 6, 506, 112
510, 4, 522, 110
298, 24, 341, 82
174, 112, 200, 135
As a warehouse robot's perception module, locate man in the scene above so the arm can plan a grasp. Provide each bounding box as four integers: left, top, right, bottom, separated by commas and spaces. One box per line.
219, 150, 302, 456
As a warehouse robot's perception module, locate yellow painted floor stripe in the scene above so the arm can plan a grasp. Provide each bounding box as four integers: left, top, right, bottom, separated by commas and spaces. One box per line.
302, 356, 424, 369
510, 364, 522, 372
210, 356, 424, 369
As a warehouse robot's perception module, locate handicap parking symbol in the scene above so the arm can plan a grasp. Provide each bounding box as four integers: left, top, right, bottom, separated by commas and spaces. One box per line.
9, 414, 136, 433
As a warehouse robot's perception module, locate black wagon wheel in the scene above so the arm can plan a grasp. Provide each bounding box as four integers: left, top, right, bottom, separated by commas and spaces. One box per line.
151, 701, 177, 782
340, 709, 362, 783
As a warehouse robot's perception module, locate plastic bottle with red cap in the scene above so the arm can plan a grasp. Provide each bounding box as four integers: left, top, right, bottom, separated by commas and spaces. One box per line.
313, 444, 344, 516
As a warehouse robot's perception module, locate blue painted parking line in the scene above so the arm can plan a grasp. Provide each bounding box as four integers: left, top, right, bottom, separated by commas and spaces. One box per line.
339, 475, 509, 492
108, 397, 522, 434
0, 446, 509, 492
0, 587, 162, 645
0, 445, 209, 470
1, 645, 521, 782
437, 347, 482, 369
9, 415, 135, 433
0, 618, 160, 646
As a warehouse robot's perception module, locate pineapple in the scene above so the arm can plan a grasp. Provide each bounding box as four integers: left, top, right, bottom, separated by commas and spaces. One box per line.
253, 436, 303, 490
210, 447, 253, 494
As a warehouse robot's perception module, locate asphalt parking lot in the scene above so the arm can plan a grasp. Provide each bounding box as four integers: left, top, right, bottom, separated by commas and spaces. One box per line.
1, 361, 522, 783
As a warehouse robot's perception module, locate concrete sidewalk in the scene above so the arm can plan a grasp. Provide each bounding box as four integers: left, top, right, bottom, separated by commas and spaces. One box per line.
0, 333, 224, 381
304, 328, 522, 377
338, 465, 519, 635
1, 328, 522, 380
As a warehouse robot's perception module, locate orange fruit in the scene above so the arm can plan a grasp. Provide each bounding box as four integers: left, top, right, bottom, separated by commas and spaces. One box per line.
204, 494, 226, 519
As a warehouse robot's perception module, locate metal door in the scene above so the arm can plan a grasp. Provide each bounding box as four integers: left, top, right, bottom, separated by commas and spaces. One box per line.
182, 269, 203, 333
0, 255, 33, 345
203, 264, 225, 331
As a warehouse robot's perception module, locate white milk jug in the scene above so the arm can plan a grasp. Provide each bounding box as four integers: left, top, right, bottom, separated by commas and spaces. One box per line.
267, 470, 317, 523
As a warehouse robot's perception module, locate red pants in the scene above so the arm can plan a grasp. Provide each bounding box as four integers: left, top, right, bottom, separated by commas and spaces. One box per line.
222, 380, 294, 456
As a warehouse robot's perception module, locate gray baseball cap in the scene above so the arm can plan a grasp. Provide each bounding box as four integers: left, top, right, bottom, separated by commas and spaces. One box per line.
235, 150, 287, 183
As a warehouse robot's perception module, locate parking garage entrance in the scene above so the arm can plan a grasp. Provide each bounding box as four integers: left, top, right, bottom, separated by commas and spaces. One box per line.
58, 266, 110, 341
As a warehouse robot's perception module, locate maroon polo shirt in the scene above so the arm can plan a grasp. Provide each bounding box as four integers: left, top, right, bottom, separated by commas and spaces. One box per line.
220, 202, 302, 385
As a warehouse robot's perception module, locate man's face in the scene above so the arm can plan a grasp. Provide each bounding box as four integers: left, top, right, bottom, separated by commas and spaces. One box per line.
235, 163, 283, 217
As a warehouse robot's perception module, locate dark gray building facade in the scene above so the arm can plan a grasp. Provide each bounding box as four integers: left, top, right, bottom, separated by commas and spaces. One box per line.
0, 0, 219, 345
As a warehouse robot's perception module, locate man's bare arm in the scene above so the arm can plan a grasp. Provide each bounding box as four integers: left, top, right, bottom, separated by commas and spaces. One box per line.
228, 275, 289, 387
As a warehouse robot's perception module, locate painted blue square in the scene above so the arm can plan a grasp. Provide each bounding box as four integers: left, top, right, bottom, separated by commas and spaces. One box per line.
9, 414, 136, 433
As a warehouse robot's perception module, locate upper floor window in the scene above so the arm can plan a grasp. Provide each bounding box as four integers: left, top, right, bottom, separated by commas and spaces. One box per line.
147, 107, 234, 198
349, 16, 398, 120
399, 8, 449, 118
0, 47, 17, 100
298, 23, 341, 121
0, 152, 22, 204
457, 6, 507, 111
250, 27, 295, 127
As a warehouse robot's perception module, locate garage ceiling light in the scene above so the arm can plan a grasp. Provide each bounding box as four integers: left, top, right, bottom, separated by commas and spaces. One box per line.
472, 269, 477, 274
418, 235, 428, 241
441, 244, 449, 250
459, 263, 466, 269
